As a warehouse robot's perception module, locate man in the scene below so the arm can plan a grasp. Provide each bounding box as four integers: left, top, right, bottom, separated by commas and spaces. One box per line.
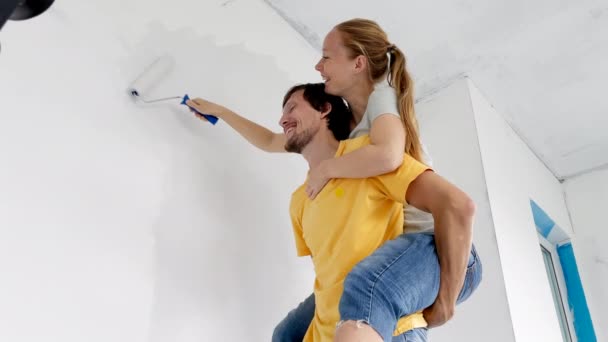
278, 83, 480, 342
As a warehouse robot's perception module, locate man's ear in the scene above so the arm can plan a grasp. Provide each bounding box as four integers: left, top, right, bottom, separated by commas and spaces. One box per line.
320, 102, 332, 119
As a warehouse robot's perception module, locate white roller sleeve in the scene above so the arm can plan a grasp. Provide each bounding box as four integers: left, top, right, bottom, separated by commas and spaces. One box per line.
128, 54, 176, 98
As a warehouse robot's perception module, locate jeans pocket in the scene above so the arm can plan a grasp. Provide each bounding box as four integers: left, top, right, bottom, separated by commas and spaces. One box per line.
457, 246, 481, 304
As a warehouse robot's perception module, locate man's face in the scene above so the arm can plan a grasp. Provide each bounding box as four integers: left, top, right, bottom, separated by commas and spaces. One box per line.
280, 90, 325, 153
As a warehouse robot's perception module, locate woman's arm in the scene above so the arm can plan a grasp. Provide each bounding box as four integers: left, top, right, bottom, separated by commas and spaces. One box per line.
306, 114, 404, 198
187, 97, 287, 153
323, 114, 405, 178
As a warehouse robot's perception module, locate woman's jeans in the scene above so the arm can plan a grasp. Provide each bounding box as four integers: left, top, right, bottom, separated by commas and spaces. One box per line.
271, 233, 483, 342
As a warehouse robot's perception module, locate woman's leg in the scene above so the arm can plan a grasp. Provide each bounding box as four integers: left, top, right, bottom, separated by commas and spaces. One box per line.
337, 233, 482, 341
271, 293, 315, 342
337, 233, 438, 341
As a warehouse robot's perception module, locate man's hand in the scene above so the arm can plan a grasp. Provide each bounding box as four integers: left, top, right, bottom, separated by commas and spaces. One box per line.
422, 298, 455, 328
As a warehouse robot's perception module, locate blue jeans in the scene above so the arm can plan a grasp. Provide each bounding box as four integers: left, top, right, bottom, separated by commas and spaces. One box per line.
272, 233, 482, 342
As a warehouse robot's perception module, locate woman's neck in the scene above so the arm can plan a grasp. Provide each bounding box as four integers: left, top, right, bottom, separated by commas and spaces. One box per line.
343, 80, 375, 123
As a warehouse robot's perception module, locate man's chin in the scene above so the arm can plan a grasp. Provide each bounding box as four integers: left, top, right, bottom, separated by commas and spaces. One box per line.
285, 139, 303, 154
285, 146, 302, 154
285, 129, 315, 154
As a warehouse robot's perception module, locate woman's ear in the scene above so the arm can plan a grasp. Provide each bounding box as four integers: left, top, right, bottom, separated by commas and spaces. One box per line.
354, 54, 367, 74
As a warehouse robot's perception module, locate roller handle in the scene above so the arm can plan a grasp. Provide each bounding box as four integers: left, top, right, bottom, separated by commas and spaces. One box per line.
181, 94, 219, 125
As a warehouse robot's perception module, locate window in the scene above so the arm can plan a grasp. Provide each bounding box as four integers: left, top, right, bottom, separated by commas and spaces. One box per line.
539, 236, 575, 342
531, 199, 596, 341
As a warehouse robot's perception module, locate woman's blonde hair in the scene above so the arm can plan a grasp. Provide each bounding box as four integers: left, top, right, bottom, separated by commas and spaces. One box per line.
335, 18, 422, 161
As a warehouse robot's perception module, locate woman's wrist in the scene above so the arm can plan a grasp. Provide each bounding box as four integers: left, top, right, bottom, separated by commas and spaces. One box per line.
215, 107, 231, 119
320, 159, 335, 179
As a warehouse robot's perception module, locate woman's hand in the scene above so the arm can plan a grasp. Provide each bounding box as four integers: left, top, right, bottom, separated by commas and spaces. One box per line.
186, 97, 228, 122
306, 160, 331, 199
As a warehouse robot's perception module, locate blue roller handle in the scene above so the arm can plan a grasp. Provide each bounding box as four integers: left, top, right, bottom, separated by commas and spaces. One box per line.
181, 94, 219, 125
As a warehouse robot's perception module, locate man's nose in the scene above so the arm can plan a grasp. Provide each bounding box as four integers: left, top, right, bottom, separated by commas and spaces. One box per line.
279, 113, 288, 128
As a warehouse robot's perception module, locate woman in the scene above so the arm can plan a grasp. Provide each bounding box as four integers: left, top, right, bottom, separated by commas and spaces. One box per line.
188, 18, 482, 342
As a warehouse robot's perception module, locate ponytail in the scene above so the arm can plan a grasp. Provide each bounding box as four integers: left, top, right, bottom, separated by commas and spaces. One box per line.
336, 18, 423, 162
388, 46, 422, 162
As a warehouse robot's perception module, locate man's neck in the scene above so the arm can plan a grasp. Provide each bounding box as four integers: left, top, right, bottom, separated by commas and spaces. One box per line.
301, 132, 340, 170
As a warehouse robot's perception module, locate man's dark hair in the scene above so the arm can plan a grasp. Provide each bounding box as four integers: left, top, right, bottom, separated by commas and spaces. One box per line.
283, 83, 352, 140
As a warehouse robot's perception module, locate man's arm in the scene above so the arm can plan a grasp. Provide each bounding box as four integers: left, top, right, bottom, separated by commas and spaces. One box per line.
406, 171, 475, 327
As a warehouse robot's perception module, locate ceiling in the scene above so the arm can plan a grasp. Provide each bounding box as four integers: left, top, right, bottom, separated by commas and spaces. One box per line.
265, 0, 608, 180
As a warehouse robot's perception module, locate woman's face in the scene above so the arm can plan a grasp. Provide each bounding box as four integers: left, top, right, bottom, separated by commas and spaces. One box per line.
315, 29, 360, 96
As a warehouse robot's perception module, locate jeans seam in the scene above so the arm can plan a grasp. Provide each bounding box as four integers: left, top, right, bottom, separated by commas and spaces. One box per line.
365, 236, 422, 325
463, 267, 474, 297
459, 250, 481, 303
467, 245, 477, 269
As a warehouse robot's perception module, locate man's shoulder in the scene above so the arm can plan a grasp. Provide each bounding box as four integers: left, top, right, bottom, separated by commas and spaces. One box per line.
338, 135, 371, 155
291, 183, 307, 200
289, 183, 308, 212
341, 135, 428, 171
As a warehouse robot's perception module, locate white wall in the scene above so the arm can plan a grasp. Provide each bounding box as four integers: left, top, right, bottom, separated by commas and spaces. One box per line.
417, 77, 595, 341
563, 169, 608, 342
0, 1, 319, 341
468, 79, 575, 342
417, 79, 515, 341
3, 2, 601, 341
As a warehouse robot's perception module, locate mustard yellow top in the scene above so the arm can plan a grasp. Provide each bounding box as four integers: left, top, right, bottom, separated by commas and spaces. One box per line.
289, 135, 431, 341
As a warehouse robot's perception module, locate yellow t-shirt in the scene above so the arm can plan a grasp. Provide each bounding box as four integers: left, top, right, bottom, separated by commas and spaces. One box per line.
290, 135, 432, 342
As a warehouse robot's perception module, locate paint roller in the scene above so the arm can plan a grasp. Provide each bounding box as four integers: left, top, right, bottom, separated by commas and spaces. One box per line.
127, 54, 219, 124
